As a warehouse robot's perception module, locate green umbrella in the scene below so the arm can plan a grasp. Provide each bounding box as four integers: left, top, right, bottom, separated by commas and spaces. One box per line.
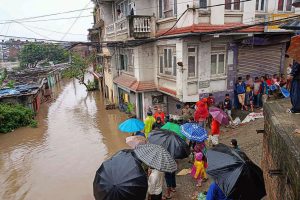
161, 122, 186, 140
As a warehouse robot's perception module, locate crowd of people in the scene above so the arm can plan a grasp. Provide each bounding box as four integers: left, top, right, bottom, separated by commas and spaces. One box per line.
142, 98, 240, 200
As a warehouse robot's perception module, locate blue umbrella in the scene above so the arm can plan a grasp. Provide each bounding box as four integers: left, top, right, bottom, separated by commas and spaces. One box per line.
280, 87, 290, 98
119, 118, 145, 133
180, 123, 208, 142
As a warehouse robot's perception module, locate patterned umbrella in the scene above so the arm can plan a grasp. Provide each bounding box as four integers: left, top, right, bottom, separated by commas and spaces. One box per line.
134, 144, 177, 173
148, 130, 190, 159
118, 118, 145, 133
126, 136, 146, 148
161, 122, 186, 140
209, 107, 229, 125
180, 123, 208, 142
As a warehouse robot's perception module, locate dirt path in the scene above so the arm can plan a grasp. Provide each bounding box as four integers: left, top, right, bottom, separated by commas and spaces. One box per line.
170, 119, 264, 200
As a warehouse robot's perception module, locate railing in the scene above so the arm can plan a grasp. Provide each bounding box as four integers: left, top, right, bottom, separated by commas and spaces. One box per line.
132, 16, 151, 33
106, 24, 115, 35
105, 15, 152, 39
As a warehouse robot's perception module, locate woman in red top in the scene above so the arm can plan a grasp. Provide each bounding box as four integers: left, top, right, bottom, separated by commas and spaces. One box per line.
210, 118, 220, 146
194, 101, 209, 128
154, 108, 165, 124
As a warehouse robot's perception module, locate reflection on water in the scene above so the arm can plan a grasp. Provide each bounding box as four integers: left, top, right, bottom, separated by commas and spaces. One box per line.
0, 78, 128, 200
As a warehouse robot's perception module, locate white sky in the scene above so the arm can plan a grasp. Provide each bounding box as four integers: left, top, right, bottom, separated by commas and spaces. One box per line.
0, 0, 93, 42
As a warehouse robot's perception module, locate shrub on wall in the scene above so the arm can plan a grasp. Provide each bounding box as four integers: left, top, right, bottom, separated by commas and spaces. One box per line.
0, 103, 37, 133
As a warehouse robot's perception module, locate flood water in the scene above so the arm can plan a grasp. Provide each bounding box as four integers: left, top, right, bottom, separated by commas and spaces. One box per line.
0, 78, 128, 200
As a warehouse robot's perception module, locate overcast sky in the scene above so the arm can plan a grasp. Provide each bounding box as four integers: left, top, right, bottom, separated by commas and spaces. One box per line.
0, 0, 93, 42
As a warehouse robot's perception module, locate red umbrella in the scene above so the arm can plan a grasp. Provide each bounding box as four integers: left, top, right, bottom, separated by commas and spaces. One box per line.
209, 107, 229, 125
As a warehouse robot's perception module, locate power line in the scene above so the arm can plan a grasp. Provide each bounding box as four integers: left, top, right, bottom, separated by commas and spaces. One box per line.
13, 21, 52, 40
0, 15, 93, 25
0, 7, 93, 23
20, 24, 87, 36
61, 2, 91, 40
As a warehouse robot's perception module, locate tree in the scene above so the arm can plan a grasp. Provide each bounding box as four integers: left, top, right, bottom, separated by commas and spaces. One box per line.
19, 43, 69, 68
0, 68, 7, 88
63, 53, 97, 91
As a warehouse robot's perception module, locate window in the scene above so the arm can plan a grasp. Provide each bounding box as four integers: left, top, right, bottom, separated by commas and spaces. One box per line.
158, 46, 176, 76
119, 49, 134, 73
225, 0, 241, 10
211, 46, 226, 76
158, 0, 177, 19
116, 0, 135, 19
187, 47, 197, 78
199, 0, 207, 9
278, 0, 293, 12
256, 0, 265, 11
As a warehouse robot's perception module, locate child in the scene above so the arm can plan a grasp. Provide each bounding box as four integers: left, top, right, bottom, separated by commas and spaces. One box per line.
148, 168, 164, 200
248, 89, 254, 112
210, 118, 220, 146
191, 152, 207, 187
223, 94, 232, 121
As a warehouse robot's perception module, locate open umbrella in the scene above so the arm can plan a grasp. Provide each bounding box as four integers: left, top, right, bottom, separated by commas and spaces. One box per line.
93, 149, 148, 200
180, 123, 208, 142
161, 122, 186, 140
206, 144, 266, 200
118, 118, 145, 133
126, 136, 146, 148
134, 144, 177, 173
148, 130, 190, 159
209, 107, 229, 125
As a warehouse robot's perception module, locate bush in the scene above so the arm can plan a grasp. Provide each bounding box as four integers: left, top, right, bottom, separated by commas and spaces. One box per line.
0, 103, 37, 133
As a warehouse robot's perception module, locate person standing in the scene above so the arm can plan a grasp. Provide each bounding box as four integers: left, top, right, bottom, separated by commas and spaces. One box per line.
209, 118, 220, 146
194, 101, 209, 128
163, 171, 176, 199
261, 76, 269, 105
144, 112, 156, 138
190, 152, 208, 187
245, 75, 254, 106
223, 94, 232, 121
235, 77, 247, 110
253, 77, 262, 108
288, 62, 300, 113
154, 108, 165, 124
207, 93, 215, 108
148, 168, 164, 200
182, 103, 194, 122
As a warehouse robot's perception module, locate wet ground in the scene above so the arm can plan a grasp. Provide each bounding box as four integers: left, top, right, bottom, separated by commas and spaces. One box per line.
0, 79, 128, 200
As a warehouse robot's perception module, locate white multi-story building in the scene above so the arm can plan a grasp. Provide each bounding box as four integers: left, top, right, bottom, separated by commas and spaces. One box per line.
90, 0, 298, 119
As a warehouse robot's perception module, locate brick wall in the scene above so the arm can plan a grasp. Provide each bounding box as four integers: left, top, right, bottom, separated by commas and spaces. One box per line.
262, 100, 300, 200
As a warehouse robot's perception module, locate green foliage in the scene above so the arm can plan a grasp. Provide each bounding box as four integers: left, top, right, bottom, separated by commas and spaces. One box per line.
95, 64, 103, 73
19, 43, 69, 68
29, 120, 38, 128
63, 53, 97, 91
126, 102, 135, 114
0, 103, 37, 133
7, 80, 15, 88
0, 68, 7, 88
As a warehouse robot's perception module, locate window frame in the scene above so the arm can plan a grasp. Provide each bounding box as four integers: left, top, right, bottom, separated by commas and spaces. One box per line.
199, 0, 208, 9
158, 46, 177, 77
187, 46, 197, 78
256, 0, 266, 12
119, 48, 134, 73
158, 0, 177, 19
225, 0, 241, 11
277, 0, 293, 12
211, 46, 226, 77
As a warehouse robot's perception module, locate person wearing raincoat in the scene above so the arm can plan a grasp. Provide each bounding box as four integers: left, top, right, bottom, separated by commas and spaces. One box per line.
194, 101, 209, 128
144, 112, 156, 138
190, 152, 207, 187
288, 62, 300, 113
206, 182, 231, 200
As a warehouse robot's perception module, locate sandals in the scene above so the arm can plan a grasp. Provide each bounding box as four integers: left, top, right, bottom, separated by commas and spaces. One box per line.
162, 195, 172, 200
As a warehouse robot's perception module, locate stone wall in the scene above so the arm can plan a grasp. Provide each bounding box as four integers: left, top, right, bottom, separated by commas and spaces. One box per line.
262, 99, 300, 200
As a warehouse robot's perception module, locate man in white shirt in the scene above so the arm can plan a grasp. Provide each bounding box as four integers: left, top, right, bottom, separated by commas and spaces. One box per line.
148, 169, 164, 200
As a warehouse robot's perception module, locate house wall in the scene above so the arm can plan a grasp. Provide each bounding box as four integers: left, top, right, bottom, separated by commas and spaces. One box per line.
134, 44, 156, 81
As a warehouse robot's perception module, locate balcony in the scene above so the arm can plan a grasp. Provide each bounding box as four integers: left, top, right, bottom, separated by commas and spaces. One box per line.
105, 15, 153, 40
88, 28, 100, 42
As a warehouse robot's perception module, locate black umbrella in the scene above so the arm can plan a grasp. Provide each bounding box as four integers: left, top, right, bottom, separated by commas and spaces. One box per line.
148, 130, 190, 159
93, 149, 148, 200
206, 144, 266, 200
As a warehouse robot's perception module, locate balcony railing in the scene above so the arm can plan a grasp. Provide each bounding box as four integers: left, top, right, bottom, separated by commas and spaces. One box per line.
105, 15, 152, 39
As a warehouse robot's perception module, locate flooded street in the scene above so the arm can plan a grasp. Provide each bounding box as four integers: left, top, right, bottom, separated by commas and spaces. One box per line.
0, 78, 128, 200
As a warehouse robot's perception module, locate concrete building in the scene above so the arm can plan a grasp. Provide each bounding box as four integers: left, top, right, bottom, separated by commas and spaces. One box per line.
90, 0, 298, 119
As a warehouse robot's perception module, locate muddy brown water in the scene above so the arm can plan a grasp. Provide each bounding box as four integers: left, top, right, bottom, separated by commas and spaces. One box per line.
0, 79, 128, 200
